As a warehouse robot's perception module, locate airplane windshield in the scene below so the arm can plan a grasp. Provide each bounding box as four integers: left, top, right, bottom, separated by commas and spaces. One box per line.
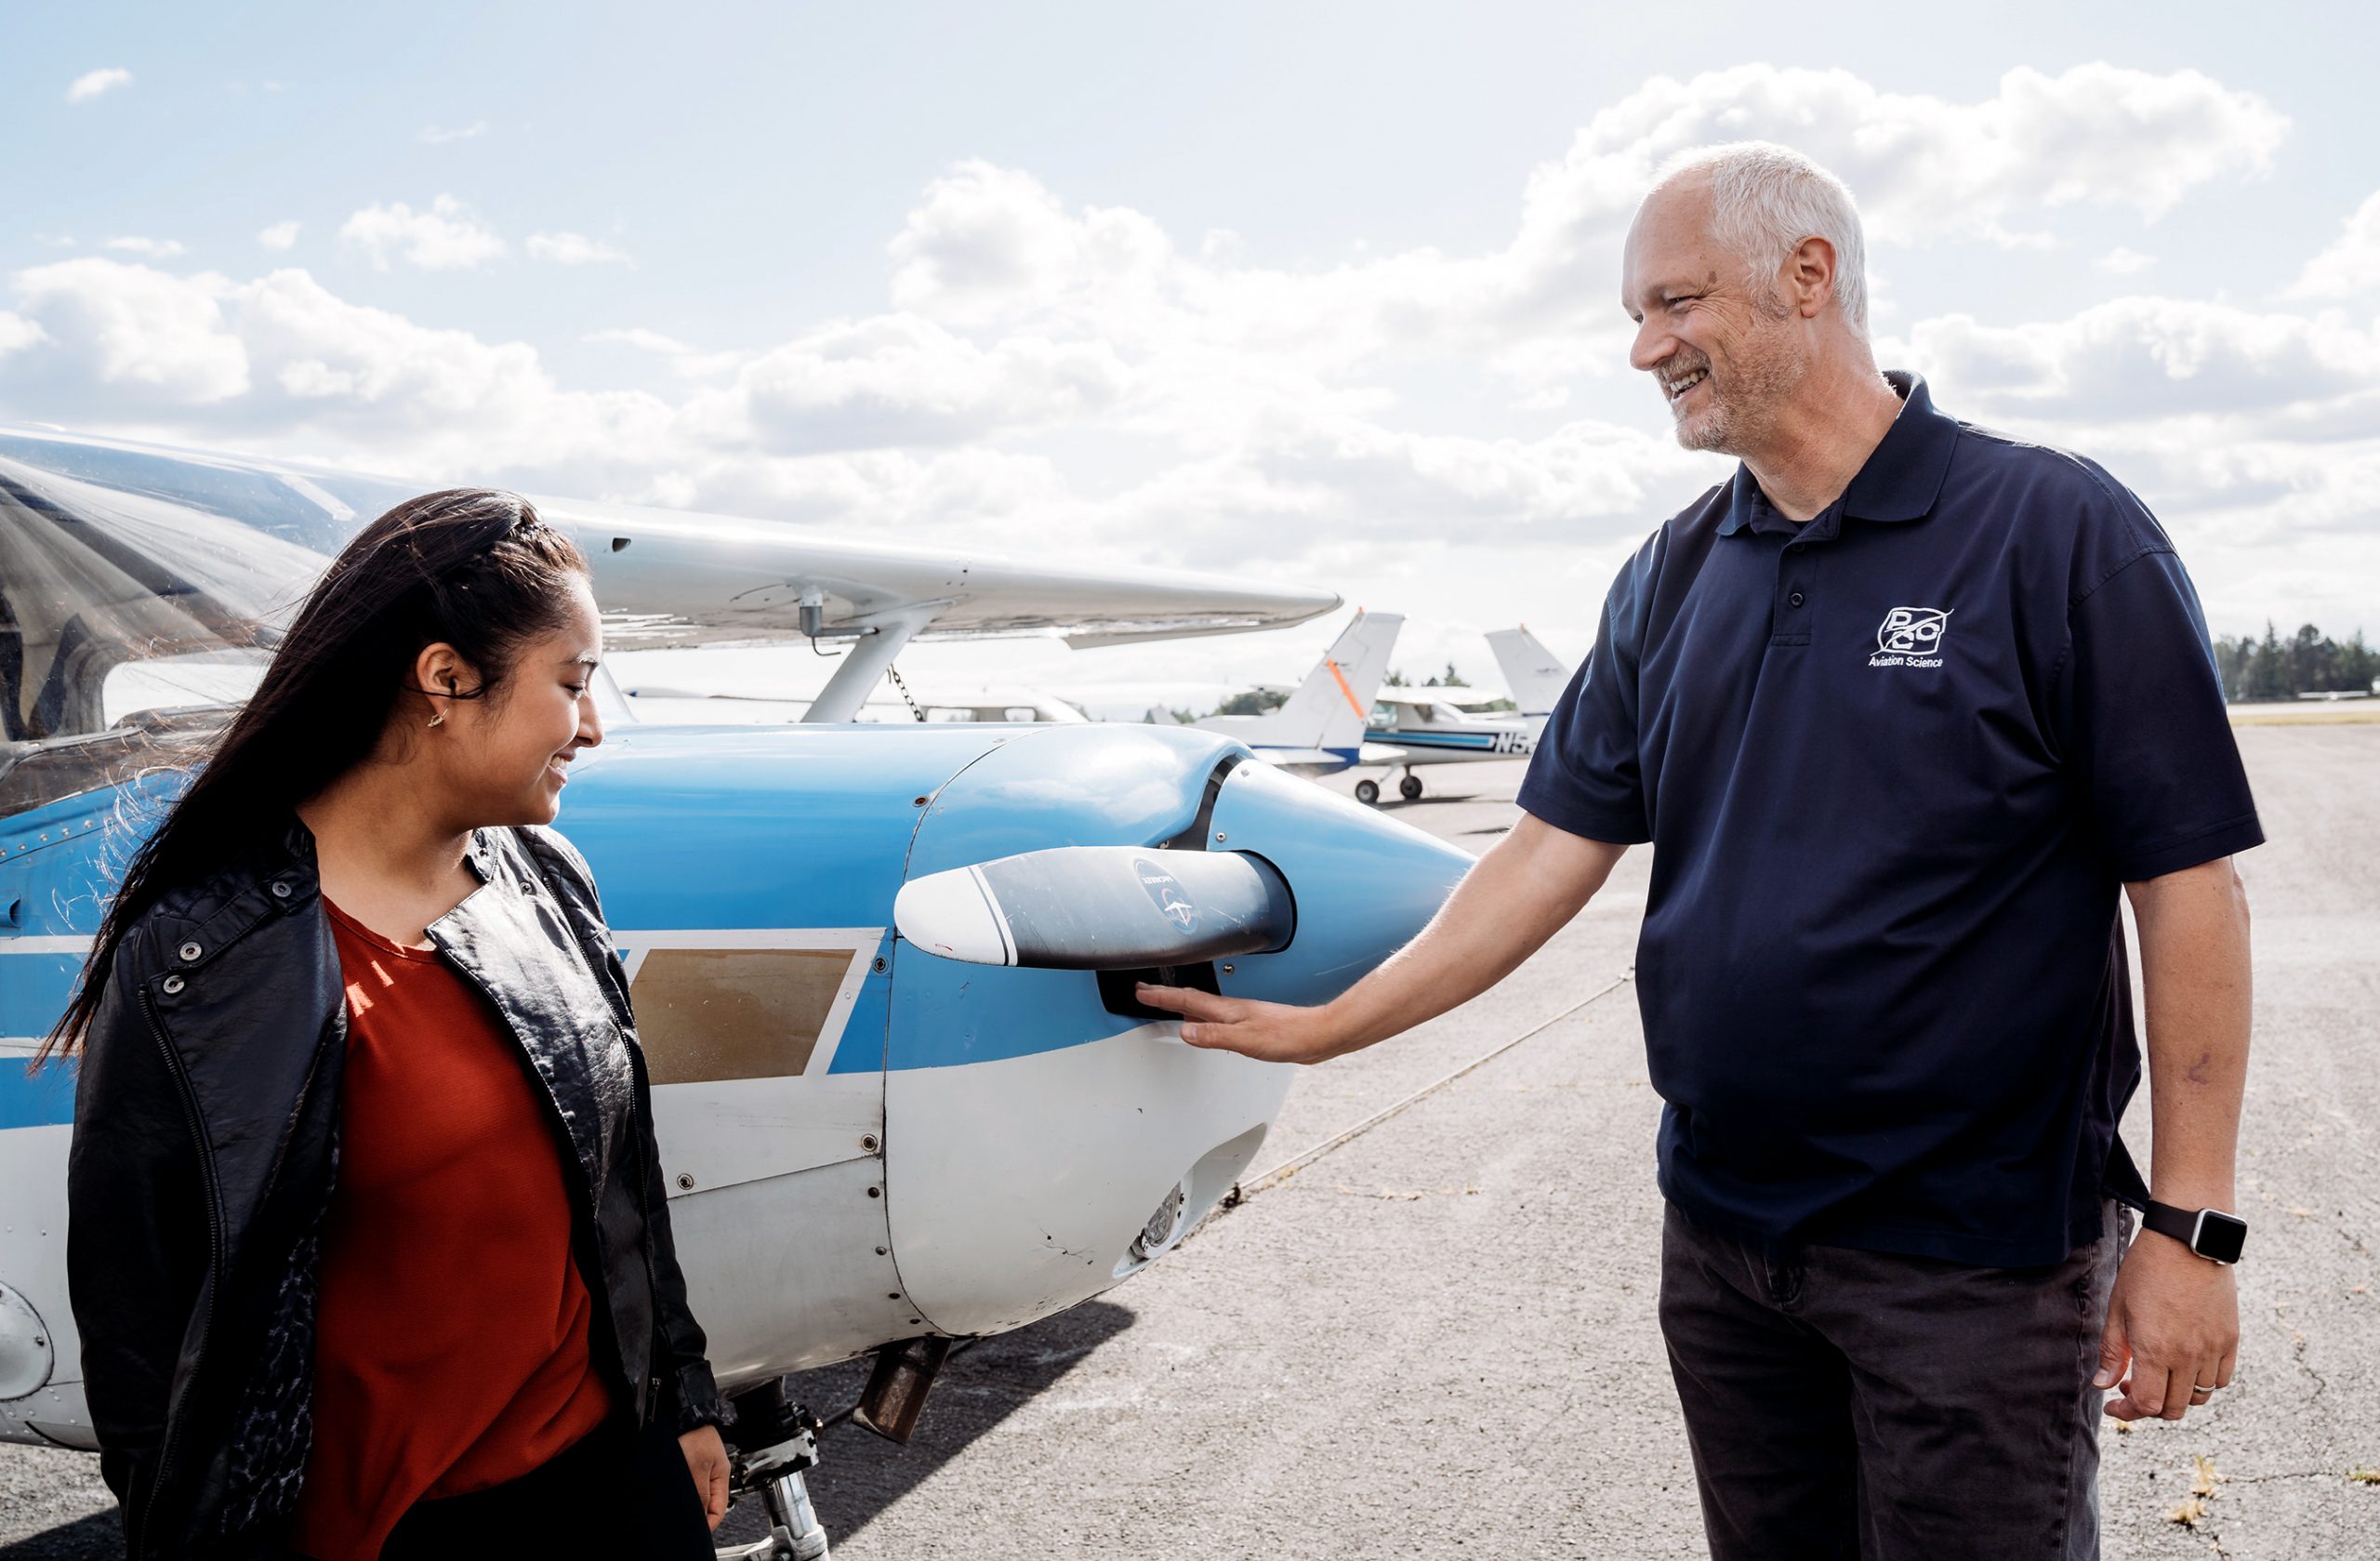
0, 429, 414, 820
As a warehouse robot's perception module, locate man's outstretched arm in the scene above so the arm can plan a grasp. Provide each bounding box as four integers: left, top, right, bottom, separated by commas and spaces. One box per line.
2096, 855, 2253, 1422
1136, 812, 1630, 1065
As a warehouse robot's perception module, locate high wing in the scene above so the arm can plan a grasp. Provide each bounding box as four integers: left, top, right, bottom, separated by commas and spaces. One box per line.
0, 424, 1338, 724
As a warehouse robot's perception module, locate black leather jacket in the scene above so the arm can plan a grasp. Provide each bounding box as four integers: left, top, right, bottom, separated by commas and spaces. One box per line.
66, 821, 726, 1560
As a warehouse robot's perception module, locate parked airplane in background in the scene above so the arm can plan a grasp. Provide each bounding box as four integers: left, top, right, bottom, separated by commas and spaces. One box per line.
0, 427, 1467, 1557
1353, 689, 1536, 804
1485, 625, 1574, 740
1189, 609, 1402, 776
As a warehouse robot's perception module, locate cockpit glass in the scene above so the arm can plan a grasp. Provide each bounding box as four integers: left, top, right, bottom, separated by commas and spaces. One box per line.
0, 428, 414, 820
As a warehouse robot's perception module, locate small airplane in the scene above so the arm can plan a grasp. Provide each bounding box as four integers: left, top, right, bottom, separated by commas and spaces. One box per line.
0, 426, 1468, 1555
1189, 609, 1403, 775
1351, 688, 1537, 804
1485, 625, 1574, 741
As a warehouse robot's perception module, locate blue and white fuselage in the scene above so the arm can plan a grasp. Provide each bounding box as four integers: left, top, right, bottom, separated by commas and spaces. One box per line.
0, 721, 1467, 1448
0, 427, 1468, 1452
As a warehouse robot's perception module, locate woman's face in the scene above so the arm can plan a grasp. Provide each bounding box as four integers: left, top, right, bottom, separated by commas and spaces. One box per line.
428, 574, 605, 827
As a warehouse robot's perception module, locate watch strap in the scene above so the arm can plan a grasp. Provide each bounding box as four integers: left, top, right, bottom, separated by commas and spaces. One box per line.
2140, 1199, 2199, 1249
2141, 1198, 2244, 1262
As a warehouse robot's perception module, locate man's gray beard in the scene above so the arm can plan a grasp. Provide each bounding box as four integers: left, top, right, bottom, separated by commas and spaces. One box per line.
1673, 337, 1805, 456
1674, 400, 1738, 454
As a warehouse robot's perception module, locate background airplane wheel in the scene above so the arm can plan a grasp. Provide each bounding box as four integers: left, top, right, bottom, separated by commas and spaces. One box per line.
1399, 774, 1423, 800
1355, 778, 1381, 805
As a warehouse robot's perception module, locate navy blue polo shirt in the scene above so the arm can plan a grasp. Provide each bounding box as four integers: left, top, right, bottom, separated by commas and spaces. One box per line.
1518, 372, 2262, 1266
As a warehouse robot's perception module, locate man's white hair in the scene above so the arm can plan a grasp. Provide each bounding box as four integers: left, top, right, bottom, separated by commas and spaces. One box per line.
1652, 142, 1871, 336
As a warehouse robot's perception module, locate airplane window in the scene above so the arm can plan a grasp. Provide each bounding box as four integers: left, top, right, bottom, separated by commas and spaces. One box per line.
1432, 703, 1465, 725
1002, 707, 1039, 723
0, 437, 346, 819
101, 651, 271, 729
631, 947, 858, 1082
1368, 701, 1396, 730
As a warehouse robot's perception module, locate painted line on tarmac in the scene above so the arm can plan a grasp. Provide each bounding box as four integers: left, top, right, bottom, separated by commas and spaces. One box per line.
1207, 968, 1635, 1224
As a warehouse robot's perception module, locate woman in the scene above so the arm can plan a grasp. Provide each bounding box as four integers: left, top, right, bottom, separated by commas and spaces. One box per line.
49, 490, 733, 1559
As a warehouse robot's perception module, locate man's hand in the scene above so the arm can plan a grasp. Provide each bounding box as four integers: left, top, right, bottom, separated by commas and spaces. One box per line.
680, 1423, 732, 1530
1140, 818, 1628, 1067
1133, 984, 1343, 1064
2095, 1233, 2239, 1422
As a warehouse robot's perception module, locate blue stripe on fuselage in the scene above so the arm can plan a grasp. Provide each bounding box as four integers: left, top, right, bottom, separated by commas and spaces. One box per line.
1382, 730, 1498, 750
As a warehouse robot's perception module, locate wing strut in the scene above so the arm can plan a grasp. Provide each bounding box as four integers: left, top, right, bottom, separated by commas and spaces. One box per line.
803, 603, 945, 722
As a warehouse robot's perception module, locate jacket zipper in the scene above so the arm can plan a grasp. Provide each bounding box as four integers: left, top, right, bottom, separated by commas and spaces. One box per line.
136, 987, 226, 1561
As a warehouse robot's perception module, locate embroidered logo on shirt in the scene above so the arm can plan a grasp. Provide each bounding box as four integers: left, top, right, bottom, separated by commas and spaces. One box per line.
1871, 606, 1950, 668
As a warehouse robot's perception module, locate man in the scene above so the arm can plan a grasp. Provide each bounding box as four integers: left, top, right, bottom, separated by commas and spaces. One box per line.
1139, 142, 2258, 1560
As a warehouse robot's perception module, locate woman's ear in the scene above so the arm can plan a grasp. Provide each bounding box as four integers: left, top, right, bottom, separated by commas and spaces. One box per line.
412, 642, 483, 721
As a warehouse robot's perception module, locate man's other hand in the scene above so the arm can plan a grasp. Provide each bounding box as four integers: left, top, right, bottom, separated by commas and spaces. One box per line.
1133, 984, 1342, 1064
2094, 1231, 2240, 1422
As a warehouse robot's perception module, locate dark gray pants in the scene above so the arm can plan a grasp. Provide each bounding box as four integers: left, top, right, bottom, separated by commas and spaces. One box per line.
1659, 1200, 2130, 1561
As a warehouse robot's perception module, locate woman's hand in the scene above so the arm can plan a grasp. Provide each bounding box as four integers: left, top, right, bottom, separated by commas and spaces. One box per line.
680, 1423, 732, 1530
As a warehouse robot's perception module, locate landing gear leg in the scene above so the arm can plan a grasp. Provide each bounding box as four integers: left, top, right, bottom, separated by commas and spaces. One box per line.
717, 1381, 831, 1561
1399, 770, 1423, 801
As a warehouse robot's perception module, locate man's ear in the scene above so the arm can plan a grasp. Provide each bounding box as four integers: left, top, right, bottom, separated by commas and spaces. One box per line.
1788, 234, 1838, 320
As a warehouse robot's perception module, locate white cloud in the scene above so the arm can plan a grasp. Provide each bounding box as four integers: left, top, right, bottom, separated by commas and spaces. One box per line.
2, 63, 2362, 657
527, 232, 632, 267
883, 65, 2291, 401
587, 327, 693, 354
417, 121, 488, 145
66, 68, 132, 104
258, 220, 302, 252
0, 311, 47, 358
339, 195, 506, 271
9, 258, 250, 403
719, 315, 1130, 452
2287, 190, 2380, 299
2096, 246, 2157, 276
102, 236, 186, 259
1901, 298, 2377, 420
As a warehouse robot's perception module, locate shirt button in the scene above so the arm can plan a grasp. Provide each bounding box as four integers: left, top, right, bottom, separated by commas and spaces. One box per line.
1789, 590, 1806, 608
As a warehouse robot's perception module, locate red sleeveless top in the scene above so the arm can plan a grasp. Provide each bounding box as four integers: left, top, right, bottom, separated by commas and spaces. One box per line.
290, 898, 613, 1561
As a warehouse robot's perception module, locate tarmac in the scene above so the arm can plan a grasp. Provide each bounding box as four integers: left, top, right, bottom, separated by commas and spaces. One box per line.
4, 724, 2374, 1559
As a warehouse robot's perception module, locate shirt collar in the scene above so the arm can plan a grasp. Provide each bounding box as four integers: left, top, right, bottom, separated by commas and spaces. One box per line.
1717, 370, 1960, 536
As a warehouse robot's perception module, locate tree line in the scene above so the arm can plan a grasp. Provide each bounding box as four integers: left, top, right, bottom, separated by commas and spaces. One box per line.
2212, 624, 2376, 703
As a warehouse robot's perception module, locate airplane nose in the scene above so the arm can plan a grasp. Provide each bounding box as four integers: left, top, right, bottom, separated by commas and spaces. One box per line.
1197, 757, 1469, 1007
894, 743, 1468, 1005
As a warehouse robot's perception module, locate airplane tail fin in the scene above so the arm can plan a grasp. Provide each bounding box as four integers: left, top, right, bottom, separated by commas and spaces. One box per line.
1234, 610, 1404, 752
1487, 626, 1571, 721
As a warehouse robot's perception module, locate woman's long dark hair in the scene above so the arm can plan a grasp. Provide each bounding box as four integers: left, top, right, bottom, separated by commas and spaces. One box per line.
40, 488, 588, 1058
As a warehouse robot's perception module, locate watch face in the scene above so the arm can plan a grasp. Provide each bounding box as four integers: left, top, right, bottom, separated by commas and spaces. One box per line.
2194, 1210, 2248, 1263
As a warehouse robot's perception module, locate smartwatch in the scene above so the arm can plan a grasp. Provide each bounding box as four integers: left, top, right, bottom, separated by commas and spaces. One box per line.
2141, 1199, 2248, 1263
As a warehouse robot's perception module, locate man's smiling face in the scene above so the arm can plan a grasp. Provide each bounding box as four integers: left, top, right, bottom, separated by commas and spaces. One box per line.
1620, 176, 1807, 456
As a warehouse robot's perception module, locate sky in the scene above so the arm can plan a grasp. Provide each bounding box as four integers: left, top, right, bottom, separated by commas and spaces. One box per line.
7, 1, 2378, 710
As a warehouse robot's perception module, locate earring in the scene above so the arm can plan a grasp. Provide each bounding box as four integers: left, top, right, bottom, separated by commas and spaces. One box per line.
427, 711, 445, 729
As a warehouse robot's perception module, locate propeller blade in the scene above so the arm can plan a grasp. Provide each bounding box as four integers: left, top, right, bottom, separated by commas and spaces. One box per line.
895, 846, 1293, 970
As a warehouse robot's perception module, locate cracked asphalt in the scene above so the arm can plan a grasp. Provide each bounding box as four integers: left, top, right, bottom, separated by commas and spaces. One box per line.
5, 725, 2374, 1558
